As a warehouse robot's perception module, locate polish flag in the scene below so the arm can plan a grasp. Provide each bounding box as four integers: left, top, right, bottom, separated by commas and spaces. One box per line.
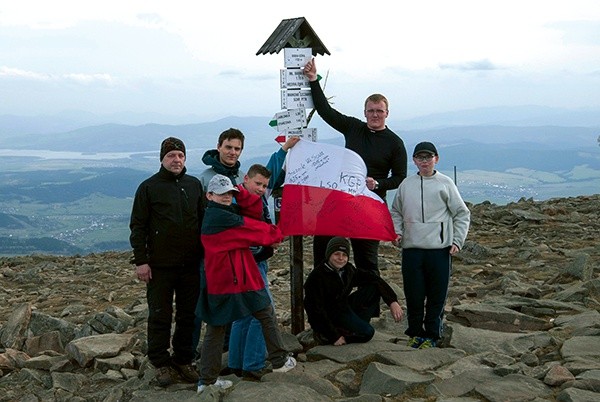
279, 140, 396, 241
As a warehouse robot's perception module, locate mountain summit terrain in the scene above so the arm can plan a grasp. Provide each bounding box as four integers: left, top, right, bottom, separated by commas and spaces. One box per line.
1, 194, 599, 401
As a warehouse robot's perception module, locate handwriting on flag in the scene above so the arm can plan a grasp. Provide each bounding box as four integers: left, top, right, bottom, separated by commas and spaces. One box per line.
285, 140, 374, 198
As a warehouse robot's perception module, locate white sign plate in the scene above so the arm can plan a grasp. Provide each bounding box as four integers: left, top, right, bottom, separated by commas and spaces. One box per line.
281, 89, 314, 110
284, 48, 312, 68
280, 69, 310, 89
285, 128, 317, 142
271, 108, 306, 131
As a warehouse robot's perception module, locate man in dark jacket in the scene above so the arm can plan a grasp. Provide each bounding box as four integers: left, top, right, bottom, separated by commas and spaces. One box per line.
303, 58, 408, 318
304, 237, 404, 346
129, 137, 204, 387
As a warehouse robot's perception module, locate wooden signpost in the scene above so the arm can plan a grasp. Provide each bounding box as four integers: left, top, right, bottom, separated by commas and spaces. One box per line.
257, 17, 330, 335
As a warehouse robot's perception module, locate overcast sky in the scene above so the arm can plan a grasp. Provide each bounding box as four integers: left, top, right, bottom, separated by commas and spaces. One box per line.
1, 0, 599, 121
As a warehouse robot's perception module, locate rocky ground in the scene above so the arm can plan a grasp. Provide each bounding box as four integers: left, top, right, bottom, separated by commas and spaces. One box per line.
1, 194, 599, 401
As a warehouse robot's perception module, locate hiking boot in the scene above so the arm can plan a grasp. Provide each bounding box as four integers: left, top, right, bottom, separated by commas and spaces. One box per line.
407, 336, 425, 349
172, 362, 199, 382
197, 378, 233, 394
272, 356, 296, 373
242, 366, 273, 380
155, 365, 173, 387
418, 338, 437, 349
220, 366, 243, 377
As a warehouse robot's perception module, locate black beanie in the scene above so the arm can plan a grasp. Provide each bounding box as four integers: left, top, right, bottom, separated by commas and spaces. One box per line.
326, 237, 351, 260
160, 137, 186, 161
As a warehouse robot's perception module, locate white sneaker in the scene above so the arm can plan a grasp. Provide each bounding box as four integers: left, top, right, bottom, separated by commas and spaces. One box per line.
197, 378, 233, 393
272, 356, 296, 373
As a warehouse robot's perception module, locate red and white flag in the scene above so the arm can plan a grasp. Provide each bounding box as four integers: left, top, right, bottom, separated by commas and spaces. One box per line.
279, 140, 396, 241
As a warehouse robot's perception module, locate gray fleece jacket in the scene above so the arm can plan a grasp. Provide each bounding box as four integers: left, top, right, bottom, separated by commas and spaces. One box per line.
390, 171, 470, 250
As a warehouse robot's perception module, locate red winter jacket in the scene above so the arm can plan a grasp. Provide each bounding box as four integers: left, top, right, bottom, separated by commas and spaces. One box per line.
199, 188, 283, 325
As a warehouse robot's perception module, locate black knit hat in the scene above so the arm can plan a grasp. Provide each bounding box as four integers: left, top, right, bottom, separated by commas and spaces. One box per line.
326, 237, 351, 260
160, 137, 186, 161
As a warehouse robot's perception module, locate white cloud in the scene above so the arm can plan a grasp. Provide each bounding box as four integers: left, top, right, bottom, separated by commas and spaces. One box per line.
0, 0, 599, 117
0, 66, 49, 80
63, 73, 114, 85
0, 66, 114, 86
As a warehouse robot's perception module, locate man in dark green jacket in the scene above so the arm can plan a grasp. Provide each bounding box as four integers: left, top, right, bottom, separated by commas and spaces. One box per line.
129, 137, 204, 387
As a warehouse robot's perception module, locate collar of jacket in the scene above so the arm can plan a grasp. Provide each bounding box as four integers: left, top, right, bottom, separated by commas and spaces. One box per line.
158, 165, 187, 180
202, 149, 241, 181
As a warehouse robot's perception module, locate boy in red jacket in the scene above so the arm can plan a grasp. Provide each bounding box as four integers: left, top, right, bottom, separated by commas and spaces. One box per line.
196, 174, 296, 393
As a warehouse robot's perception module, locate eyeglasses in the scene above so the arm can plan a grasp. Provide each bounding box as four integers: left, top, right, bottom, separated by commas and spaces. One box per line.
365, 109, 387, 115
414, 154, 435, 162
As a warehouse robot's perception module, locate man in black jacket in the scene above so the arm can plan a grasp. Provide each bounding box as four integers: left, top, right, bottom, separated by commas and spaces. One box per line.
129, 137, 204, 387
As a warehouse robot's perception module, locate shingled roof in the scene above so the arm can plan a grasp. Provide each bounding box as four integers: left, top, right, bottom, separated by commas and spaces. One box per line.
256, 17, 330, 56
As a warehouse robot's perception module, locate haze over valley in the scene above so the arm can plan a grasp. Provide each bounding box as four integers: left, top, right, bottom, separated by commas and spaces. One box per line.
0, 105, 598, 256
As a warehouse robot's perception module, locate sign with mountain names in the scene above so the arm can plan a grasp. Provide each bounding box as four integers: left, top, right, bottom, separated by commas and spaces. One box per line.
269, 108, 307, 131
281, 89, 314, 110
280, 69, 310, 89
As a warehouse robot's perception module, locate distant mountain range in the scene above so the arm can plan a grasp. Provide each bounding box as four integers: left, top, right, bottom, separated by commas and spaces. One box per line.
2, 104, 599, 139
1, 110, 598, 178
0, 106, 598, 255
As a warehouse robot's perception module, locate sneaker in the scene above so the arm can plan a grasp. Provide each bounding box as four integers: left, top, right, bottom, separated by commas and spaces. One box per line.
172, 362, 199, 383
197, 378, 233, 394
155, 365, 173, 387
419, 338, 437, 349
407, 336, 425, 349
272, 356, 296, 373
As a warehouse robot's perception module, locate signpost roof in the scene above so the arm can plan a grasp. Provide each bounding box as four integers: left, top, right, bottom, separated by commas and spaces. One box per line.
256, 17, 330, 56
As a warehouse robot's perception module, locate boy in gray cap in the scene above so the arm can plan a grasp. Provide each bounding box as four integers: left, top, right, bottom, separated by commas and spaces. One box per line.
390, 141, 470, 349
197, 174, 296, 393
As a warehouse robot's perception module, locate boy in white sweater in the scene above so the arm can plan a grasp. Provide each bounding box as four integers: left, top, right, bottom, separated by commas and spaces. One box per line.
390, 141, 470, 349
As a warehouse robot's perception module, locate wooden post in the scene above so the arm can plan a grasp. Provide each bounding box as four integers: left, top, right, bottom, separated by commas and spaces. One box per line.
257, 17, 330, 335
290, 235, 304, 334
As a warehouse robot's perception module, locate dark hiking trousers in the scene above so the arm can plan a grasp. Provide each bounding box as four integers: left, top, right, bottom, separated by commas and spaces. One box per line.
401, 247, 451, 340
147, 264, 200, 367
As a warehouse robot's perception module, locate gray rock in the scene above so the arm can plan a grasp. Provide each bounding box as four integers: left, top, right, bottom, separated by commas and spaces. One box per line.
51, 371, 88, 392
427, 367, 499, 397
29, 311, 77, 345
556, 387, 600, 402
1, 303, 31, 350
554, 310, 600, 332
22, 354, 69, 371
359, 362, 436, 396
226, 381, 332, 401
562, 336, 600, 359
473, 373, 553, 401
450, 303, 551, 332
24, 330, 64, 356
65, 333, 136, 367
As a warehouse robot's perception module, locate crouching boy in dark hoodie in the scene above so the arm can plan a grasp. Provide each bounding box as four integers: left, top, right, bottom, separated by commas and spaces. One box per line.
304, 236, 404, 346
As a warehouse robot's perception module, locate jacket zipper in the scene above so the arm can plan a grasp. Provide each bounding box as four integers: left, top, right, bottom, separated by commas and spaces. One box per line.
228, 252, 238, 285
